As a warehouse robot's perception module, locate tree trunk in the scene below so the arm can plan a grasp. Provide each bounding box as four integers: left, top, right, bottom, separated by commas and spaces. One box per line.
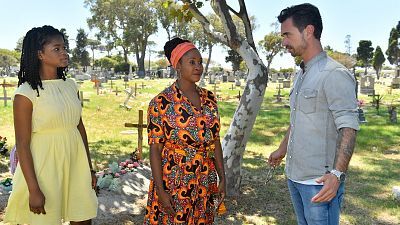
92, 49, 95, 70
204, 44, 213, 75
222, 41, 268, 196
137, 49, 146, 77
123, 48, 129, 64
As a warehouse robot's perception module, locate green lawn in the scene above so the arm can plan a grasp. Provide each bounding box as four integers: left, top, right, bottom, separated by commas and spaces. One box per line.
0, 76, 399, 224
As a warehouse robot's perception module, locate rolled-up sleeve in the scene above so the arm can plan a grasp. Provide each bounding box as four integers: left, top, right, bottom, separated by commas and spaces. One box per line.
324, 68, 360, 131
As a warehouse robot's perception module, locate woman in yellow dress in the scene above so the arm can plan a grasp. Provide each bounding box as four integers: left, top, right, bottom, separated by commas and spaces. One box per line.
4, 25, 98, 225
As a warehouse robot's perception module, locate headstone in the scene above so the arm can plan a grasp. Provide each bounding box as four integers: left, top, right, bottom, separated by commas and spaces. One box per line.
388, 107, 397, 123
271, 73, 278, 83
360, 75, 375, 94
199, 79, 206, 87
222, 75, 228, 83
282, 79, 291, 88
235, 79, 241, 87
227, 74, 235, 82
209, 73, 216, 84
393, 186, 400, 200
277, 78, 284, 84
391, 77, 400, 89
358, 108, 367, 123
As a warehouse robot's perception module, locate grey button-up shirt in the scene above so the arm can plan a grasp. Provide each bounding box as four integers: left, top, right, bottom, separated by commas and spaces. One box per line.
286, 51, 360, 181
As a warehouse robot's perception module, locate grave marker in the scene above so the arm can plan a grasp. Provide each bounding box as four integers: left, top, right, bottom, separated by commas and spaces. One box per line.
213, 83, 221, 99
124, 110, 147, 159
0, 89, 11, 107
273, 84, 284, 102
0, 80, 15, 107
120, 86, 136, 110
360, 75, 375, 94
113, 86, 121, 96
79, 91, 90, 107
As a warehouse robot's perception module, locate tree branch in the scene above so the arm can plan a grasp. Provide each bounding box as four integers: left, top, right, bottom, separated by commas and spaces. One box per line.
238, 0, 256, 53
183, 0, 229, 46
226, 4, 240, 17
210, 0, 241, 49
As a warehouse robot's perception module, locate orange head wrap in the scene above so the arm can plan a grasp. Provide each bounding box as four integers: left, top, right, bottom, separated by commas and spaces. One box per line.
170, 42, 197, 69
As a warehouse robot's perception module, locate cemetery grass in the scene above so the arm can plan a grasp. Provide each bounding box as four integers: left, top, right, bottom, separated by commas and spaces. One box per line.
0, 78, 399, 224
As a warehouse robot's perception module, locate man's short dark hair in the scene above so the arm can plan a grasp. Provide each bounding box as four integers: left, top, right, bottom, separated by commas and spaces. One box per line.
277, 3, 323, 40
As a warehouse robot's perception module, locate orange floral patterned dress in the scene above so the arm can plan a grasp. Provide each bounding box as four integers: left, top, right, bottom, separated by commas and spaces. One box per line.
144, 81, 221, 225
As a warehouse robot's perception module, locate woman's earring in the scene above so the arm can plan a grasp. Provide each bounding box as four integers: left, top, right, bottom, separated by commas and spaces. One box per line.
176, 70, 181, 79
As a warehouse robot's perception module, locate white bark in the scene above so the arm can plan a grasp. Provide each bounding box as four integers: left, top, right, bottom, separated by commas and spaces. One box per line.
222, 41, 268, 196
185, 0, 268, 196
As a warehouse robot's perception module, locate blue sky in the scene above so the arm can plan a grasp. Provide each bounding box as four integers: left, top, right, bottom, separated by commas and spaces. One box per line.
1, 0, 399, 69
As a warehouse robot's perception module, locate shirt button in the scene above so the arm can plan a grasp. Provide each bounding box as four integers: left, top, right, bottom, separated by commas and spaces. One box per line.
296, 92, 298, 95
289, 156, 292, 159
293, 108, 296, 111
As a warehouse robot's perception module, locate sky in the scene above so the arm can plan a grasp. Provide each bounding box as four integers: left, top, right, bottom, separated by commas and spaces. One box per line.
0, 0, 399, 70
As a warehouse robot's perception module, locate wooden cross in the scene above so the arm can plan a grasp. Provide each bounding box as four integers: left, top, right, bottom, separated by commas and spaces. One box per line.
134, 83, 138, 96
236, 90, 241, 101
273, 84, 283, 102
113, 86, 121, 96
141, 82, 146, 89
110, 80, 114, 89
0, 80, 15, 107
368, 90, 379, 106
1, 88, 11, 107
124, 80, 129, 89
230, 83, 235, 90
120, 86, 135, 110
79, 91, 90, 107
124, 110, 147, 159
368, 90, 383, 113
213, 83, 221, 97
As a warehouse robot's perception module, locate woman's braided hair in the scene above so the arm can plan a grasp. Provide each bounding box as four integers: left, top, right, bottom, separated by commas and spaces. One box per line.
18, 25, 67, 96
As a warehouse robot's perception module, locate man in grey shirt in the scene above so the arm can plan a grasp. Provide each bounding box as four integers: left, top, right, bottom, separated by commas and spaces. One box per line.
268, 3, 359, 225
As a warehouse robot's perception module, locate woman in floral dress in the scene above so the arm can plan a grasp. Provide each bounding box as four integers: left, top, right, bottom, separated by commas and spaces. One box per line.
144, 38, 226, 225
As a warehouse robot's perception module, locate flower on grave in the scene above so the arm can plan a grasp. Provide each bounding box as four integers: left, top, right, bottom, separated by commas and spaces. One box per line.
120, 169, 127, 174
114, 172, 120, 178
0, 136, 8, 155
109, 162, 120, 174
108, 178, 122, 193
357, 99, 365, 109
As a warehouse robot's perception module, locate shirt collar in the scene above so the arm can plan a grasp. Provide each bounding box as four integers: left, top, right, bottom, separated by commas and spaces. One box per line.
173, 80, 205, 98
303, 51, 327, 72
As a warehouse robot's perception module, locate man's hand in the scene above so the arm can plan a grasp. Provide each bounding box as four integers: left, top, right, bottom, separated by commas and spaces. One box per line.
268, 149, 286, 167
311, 173, 340, 203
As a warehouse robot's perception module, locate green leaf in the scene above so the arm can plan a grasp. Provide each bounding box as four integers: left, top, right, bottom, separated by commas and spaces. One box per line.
196, 2, 204, 8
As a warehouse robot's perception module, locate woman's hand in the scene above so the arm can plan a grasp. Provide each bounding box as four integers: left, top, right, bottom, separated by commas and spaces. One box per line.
91, 170, 97, 190
218, 179, 226, 206
29, 188, 46, 215
157, 189, 175, 215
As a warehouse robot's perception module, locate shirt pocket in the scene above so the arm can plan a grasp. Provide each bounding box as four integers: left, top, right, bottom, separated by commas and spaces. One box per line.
299, 88, 318, 114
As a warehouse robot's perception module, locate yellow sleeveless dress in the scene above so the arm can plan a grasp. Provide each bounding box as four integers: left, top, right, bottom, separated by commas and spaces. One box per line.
4, 78, 98, 225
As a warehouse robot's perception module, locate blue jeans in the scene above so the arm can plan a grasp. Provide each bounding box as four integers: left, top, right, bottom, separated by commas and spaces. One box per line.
287, 179, 345, 225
